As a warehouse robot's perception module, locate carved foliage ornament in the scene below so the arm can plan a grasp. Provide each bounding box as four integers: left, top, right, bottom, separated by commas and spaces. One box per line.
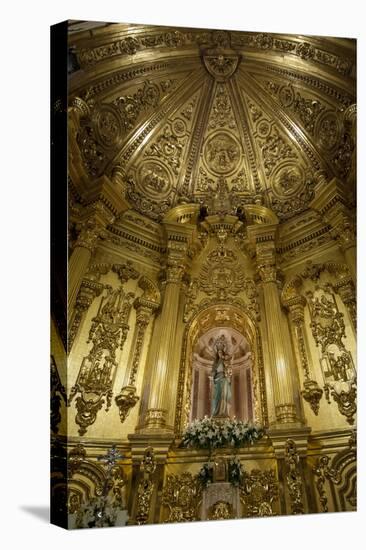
51, 356, 67, 434
301, 379, 323, 416
241, 469, 279, 517
194, 241, 259, 318
69, 279, 104, 351
135, 448, 156, 525
203, 54, 240, 81
208, 84, 236, 130
162, 472, 202, 523
266, 81, 326, 136
306, 289, 346, 353
75, 30, 353, 76
324, 378, 357, 425
313, 447, 356, 513
261, 127, 297, 177
144, 123, 185, 176
126, 175, 172, 220
69, 282, 135, 435
75, 218, 105, 253
74, 79, 175, 177
285, 439, 305, 514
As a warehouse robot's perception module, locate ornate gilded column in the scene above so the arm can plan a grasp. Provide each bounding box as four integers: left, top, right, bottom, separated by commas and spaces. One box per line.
250, 224, 302, 426
310, 176, 356, 283
68, 216, 104, 319
143, 239, 188, 432
115, 297, 159, 423
285, 297, 323, 416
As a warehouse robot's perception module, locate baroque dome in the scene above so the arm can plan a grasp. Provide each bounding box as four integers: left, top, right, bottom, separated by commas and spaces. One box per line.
68, 22, 356, 223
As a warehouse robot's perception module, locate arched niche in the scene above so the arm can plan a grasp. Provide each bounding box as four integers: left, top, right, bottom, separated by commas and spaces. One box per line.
190, 326, 254, 422
174, 304, 267, 433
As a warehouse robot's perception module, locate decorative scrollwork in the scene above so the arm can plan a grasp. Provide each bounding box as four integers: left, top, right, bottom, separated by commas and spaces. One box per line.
208, 500, 233, 520
112, 261, 140, 284
144, 124, 185, 175
162, 472, 202, 522
285, 439, 304, 514
316, 111, 341, 150
208, 84, 236, 129
68, 278, 104, 350
50, 356, 67, 434
324, 378, 357, 425
203, 55, 240, 81
313, 447, 356, 513
135, 448, 156, 525
72, 445, 127, 529
69, 286, 134, 435
260, 127, 297, 177
306, 289, 346, 353
240, 469, 279, 517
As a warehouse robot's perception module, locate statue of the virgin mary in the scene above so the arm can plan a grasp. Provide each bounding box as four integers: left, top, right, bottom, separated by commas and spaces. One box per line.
211, 335, 232, 417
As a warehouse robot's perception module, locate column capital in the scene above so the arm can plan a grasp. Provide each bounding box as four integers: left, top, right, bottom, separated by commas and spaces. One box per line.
258, 264, 278, 284
166, 260, 186, 284
134, 297, 159, 324
160, 237, 189, 284
74, 218, 105, 253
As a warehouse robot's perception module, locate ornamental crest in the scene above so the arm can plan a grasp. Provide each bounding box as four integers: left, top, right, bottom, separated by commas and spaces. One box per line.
199, 246, 245, 299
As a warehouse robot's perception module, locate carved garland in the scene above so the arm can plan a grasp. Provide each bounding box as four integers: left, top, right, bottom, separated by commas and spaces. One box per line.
68, 262, 140, 435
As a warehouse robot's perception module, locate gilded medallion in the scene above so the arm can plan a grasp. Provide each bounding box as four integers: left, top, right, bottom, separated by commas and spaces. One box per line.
203, 132, 241, 176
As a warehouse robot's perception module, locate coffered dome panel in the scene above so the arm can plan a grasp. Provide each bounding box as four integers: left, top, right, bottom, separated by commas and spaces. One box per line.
69, 23, 356, 222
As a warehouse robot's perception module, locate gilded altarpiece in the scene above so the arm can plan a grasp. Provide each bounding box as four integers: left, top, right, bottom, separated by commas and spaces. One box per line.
51, 20, 356, 529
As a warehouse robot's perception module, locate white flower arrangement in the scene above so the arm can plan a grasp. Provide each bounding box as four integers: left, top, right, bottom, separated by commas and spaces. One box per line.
182, 416, 264, 449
